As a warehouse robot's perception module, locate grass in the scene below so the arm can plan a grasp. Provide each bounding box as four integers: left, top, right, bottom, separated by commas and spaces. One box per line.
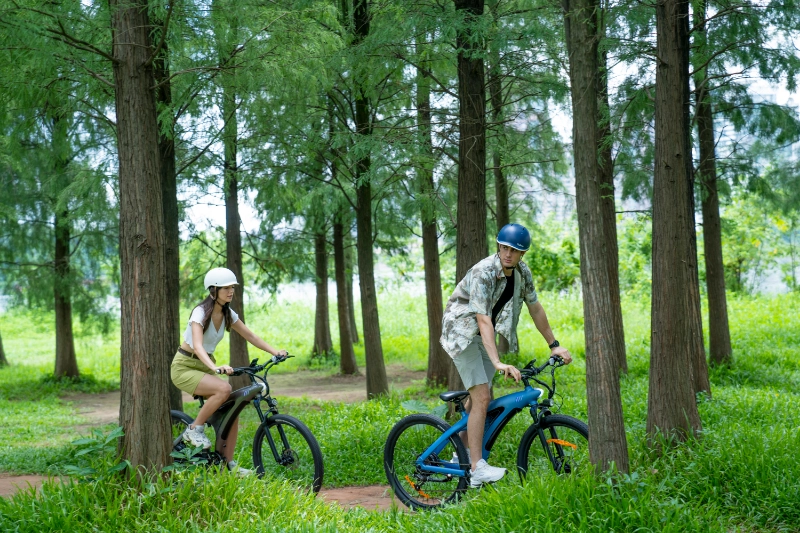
0, 290, 799, 531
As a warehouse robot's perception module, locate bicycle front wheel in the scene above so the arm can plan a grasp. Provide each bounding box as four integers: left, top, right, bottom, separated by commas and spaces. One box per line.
252, 414, 323, 493
517, 414, 589, 480
384, 414, 469, 511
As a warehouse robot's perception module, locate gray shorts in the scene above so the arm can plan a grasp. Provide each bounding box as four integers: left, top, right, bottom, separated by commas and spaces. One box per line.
453, 336, 496, 391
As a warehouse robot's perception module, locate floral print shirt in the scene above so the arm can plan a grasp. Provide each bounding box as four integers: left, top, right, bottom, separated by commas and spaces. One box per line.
440, 254, 538, 358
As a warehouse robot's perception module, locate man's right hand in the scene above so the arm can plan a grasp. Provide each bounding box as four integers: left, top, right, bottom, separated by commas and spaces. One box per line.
495, 362, 521, 382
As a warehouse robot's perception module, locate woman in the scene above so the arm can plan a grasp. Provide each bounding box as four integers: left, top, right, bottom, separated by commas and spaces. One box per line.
171, 267, 287, 476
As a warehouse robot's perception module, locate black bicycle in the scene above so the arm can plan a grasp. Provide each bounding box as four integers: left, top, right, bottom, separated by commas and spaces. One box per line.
384, 356, 588, 510
170, 355, 324, 493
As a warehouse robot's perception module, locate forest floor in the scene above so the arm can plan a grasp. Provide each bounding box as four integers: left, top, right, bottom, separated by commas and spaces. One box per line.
0, 364, 427, 511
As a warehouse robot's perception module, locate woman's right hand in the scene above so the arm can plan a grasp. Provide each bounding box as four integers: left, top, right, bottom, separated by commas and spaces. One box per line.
215, 365, 233, 375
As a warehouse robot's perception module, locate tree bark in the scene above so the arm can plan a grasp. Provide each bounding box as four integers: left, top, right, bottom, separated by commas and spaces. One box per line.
51, 115, 78, 380
598, 43, 627, 375
564, 0, 629, 473
334, 221, 358, 374
487, 40, 512, 357
449, 0, 488, 392
153, 30, 182, 411
110, 0, 172, 471
214, 2, 250, 390
313, 229, 333, 356
694, 1, 732, 368
648, 0, 703, 443
416, 36, 449, 386
345, 236, 359, 344
54, 207, 79, 379
353, 0, 388, 397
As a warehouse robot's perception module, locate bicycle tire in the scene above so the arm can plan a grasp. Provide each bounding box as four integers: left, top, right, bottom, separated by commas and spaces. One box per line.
516, 414, 589, 480
252, 414, 324, 493
384, 413, 469, 511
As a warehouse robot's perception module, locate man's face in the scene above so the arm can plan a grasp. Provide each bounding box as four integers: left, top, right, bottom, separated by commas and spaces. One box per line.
498, 244, 525, 270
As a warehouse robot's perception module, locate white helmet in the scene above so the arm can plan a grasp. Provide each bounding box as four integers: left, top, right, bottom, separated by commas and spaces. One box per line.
204, 267, 239, 290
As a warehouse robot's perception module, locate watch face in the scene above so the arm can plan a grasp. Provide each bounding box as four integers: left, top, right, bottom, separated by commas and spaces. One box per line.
549, 340, 559, 348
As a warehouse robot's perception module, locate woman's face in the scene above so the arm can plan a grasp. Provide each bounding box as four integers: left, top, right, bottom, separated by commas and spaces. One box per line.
215, 285, 236, 305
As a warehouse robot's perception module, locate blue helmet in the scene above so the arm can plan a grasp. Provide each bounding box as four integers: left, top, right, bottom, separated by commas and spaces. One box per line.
496, 223, 531, 252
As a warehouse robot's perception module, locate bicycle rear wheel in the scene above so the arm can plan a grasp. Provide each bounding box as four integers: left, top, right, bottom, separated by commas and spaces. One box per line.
252, 414, 323, 493
384, 414, 469, 511
516, 414, 589, 480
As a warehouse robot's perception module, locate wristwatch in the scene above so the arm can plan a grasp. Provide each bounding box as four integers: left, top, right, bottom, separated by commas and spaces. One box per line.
548, 339, 560, 349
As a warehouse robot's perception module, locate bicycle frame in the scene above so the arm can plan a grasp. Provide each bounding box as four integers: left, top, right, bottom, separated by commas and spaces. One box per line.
191, 360, 280, 452
415, 385, 543, 477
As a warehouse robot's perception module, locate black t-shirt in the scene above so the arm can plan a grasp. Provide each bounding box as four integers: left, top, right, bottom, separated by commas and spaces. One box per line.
491, 273, 514, 327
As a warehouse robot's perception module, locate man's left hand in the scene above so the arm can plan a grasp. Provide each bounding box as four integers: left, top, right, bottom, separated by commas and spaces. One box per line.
551, 346, 572, 364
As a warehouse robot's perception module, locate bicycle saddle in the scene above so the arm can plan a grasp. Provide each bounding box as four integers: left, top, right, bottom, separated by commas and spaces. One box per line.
439, 391, 469, 403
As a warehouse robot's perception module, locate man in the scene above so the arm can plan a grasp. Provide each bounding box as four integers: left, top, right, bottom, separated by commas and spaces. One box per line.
440, 223, 573, 487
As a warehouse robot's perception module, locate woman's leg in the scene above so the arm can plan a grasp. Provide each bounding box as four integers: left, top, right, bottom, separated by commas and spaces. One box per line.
191, 374, 232, 427
221, 417, 239, 463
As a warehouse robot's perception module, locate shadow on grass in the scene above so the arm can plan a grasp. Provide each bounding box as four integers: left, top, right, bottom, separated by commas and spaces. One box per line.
0, 374, 118, 402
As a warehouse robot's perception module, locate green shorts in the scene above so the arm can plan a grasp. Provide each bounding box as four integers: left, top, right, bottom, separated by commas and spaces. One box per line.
452, 336, 496, 391
170, 351, 218, 396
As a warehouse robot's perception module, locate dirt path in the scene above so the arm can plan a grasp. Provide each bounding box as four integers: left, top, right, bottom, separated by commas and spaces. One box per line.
1, 364, 425, 511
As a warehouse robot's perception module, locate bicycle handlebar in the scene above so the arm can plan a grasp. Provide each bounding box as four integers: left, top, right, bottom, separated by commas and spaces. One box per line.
520, 355, 564, 378
215, 354, 293, 375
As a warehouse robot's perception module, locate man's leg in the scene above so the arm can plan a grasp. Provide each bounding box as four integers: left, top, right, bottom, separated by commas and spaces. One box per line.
466, 383, 490, 471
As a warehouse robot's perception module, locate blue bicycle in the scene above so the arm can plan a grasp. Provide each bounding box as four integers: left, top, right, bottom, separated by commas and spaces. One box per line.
383, 356, 588, 510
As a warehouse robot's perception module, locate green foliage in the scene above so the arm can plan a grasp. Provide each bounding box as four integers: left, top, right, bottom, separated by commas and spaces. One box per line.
62, 427, 129, 479
1, 292, 800, 530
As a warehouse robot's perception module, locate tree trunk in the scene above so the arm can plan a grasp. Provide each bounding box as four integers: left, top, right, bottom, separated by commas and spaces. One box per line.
345, 236, 359, 344
449, 0, 488, 392
416, 37, 449, 386
51, 115, 78, 380
487, 41, 512, 356
694, 2, 732, 368
598, 44, 627, 375
334, 221, 358, 374
54, 207, 79, 379
110, 0, 173, 471
564, 0, 629, 473
215, 3, 250, 390
0, 329, 7, 366
313, 230, 333, 356
648, 0, 702, 443
153, 31, 183, 411
353, 0, 388, 398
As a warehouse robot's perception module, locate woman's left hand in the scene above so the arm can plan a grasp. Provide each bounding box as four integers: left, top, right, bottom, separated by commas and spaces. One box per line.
273, 349, 288, 357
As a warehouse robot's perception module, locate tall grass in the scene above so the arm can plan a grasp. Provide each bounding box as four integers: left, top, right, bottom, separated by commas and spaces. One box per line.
0, 291, 799, 532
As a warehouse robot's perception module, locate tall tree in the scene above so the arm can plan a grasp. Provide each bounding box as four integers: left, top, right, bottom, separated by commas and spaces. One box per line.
352, 0, 389, 397
51, 113, 79, 379
312, 223, 333, 357
110, 0, 172, 471
486, 5, 511, 356
153, 4, 183, 411
415, 32, 449, 386
597, 9, 627, 375
449, 0, 488, 392
333, 219, 358, 374
647, 0, 702, 442
212, 0, 250, 389
691, 0, 730, 367
564, 0, 629, 472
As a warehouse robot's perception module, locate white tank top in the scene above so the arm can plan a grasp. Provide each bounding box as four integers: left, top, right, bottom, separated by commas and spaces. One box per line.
183, 306, 239, 354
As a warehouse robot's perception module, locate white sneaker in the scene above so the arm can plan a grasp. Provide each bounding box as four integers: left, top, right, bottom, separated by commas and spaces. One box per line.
182, 424, 212, 450
227, 460, 254, 477
469, 459, 506, 488
449, 449, 471, 465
